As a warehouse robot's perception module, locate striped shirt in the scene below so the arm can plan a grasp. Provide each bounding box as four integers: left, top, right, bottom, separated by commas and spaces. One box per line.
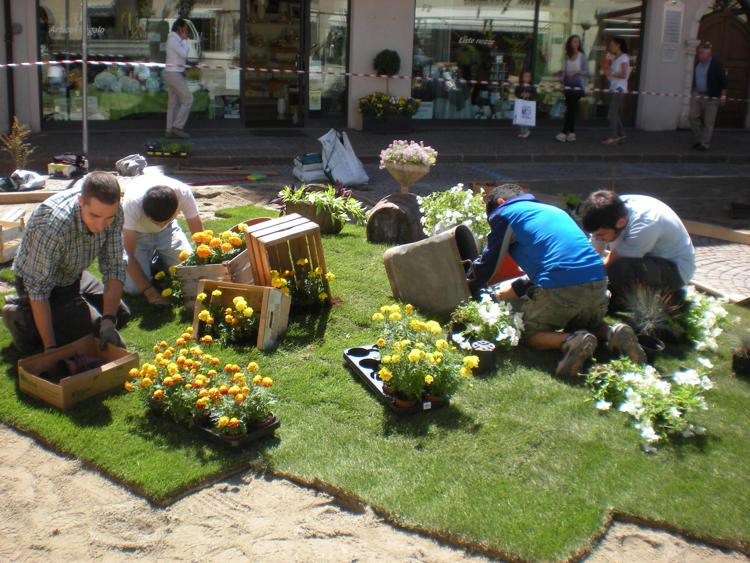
13, 186, 126, 300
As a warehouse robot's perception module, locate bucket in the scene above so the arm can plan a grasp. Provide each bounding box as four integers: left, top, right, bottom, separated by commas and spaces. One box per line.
383, 224, 478, 317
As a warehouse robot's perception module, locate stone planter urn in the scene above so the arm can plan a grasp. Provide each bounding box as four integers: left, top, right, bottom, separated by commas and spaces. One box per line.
384, 162, 431, 194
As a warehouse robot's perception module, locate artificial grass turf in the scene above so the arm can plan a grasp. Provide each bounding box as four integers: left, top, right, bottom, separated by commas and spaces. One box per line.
1, 204, 749, 560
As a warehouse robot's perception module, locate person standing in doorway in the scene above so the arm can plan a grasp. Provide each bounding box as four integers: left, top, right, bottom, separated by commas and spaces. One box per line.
164, 19, 193, 139
555, 35, 589, 143
689, 41, 727, 152
601, 37, 629, 146
515, 70, 536, 139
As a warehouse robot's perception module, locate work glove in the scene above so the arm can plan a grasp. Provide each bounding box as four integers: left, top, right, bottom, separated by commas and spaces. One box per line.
144, 286, 169, 306
98, 318, 124, 351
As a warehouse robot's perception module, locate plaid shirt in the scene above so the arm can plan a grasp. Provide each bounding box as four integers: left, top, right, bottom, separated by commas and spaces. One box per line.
13, 186, 126, 301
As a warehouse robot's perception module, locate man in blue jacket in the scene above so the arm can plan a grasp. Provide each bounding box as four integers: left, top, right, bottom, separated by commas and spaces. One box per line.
469, 184, 644, 378
689, 41, 727, 151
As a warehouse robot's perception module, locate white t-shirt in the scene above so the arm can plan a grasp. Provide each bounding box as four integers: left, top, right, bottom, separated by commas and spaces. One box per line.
608, 53, 630, 92
164, 31, 188, 73
594, 194, 695, 283
123, 174, 199, 233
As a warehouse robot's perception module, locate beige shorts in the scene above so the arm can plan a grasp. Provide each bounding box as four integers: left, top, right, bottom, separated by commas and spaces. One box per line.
514, 280, 609, 337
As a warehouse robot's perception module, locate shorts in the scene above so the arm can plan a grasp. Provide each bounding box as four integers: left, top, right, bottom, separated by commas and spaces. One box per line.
513, 280, 609, 337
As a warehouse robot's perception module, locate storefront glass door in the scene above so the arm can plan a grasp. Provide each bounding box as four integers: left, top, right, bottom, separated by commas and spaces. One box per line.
308, 0, 348, 118
244, 0, 305, 125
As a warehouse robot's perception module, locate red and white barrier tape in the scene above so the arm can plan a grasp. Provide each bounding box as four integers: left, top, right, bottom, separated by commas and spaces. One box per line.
0, 57, 743, 103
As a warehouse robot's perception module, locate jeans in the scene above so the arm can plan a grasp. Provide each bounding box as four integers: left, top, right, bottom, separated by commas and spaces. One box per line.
124, 220, 192, 295
563, 93, 582, 134
608, 89, 625, 138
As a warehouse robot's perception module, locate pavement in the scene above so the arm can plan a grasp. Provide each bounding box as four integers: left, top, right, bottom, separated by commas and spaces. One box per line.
1, 124, 749, 303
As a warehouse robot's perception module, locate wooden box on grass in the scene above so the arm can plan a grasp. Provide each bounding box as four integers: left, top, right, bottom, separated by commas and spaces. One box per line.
0, 218, 25, 263
192, 279, 291, 351
175, 217, 272, 310
17, 335, 139, 410
244, 213, 332, 304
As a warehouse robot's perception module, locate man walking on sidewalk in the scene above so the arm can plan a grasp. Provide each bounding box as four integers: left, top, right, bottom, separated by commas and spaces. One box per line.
164, 19, 193, 139
689, 41, 727, 152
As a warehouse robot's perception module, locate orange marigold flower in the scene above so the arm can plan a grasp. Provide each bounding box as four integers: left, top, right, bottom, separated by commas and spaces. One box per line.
178, 249, 190, 261
195, 244, 212, 259
261, 376, 273, 387
221, 242, 233, 253
252, 374, 262, 385
152, 389, 165, 399
209, 237, 222, 248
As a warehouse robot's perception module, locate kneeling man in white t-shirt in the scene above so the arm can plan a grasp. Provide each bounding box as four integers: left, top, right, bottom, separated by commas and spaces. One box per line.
580, 190, 695, 312
122, 174, 203, 305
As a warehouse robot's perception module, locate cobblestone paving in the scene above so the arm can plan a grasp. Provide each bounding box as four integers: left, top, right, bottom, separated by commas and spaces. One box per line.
692, 236, 750, 303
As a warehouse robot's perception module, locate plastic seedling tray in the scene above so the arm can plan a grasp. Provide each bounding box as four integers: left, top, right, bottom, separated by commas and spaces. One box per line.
198, 415, 280, 450
343, 345, 447, 414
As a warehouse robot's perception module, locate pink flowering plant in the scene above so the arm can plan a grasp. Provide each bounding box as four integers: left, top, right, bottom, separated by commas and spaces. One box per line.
379, 140, 438, 169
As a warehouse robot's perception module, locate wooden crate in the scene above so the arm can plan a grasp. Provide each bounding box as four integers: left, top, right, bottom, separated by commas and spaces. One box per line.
0, 218, 25, 263
192, 280, 291, 351
244, 213, 332, 303
18, 335, 139, 410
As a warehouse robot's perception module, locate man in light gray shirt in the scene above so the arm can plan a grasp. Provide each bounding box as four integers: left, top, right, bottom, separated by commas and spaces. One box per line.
164, 19, 193, 138
579, 190, 695, 312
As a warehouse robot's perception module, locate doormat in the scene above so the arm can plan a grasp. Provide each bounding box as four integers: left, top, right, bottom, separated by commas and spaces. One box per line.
250, 130, 307, 137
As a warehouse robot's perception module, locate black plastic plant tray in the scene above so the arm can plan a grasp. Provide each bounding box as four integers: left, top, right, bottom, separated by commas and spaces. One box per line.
199, 415, 281, 449
343, 345, 447, 414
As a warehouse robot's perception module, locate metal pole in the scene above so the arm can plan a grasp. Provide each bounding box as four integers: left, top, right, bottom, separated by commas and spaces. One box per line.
81, 0, 88, 158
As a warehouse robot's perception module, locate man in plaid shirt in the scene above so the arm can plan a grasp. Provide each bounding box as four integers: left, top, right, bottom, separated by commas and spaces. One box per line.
3, 172, 129, 355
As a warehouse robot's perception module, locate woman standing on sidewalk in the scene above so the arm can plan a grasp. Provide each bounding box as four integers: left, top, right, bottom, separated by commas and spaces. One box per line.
602, 37, 630, 145
556, 35, 589, 143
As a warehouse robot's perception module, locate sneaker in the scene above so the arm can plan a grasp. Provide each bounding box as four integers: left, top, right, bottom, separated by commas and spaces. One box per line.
171, 128, 190, 139
566, 133, 576, 142
518, 130, 530, 139
555, 331, 598, 378
555, 132, 567, 143
609, 323, 646, 364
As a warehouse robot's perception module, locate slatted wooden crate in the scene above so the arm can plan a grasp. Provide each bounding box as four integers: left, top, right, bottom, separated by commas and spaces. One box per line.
244, 213, 332, 304
0, 217, 25, 263
192, 280, 291, 351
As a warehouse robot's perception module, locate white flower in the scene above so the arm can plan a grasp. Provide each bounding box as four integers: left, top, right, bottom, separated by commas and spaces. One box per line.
640, 425, 660, 443
668, 406, 682, 419
699, 376, 713, 391
694, 425, 707, 435
595, 400, 612, 411
681, 427, 695, 438
672, 369, 700, 386
654, 379, 671, 395
697, 357, 714, 370
622, 372, 642, 384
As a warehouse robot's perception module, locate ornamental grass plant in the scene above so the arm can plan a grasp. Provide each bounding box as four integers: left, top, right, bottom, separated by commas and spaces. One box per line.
0, 204, 749, 560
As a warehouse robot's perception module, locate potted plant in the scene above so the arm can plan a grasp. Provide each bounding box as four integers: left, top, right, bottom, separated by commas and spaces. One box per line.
195, 290, 260, 345
275, 183, 365, 234
126, 327, 279, 443
449, 293, 524, 355
731, 328, 750, 376
371, 303, 477, 407
269, 259, 335, 310
379, 140, 437, 193
417, 183, 488, 246
358, 92, 421, 133
0, 116, 36, 172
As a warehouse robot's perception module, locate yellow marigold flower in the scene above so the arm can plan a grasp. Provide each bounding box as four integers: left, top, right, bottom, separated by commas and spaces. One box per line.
324, 271, 335, 281
380, 305, 390, 313
179, 249, 191, 261
209, 237, 222, 248
424, 374, 434, 385
410, 319, 425, 331
389, 304, 401, 313
220, 230, 232, 241
228, 385, 240, 395
140, 377, 153, 388
261, 376, 273, 387
219, 384, 229, 394
240, 386, 250, 395
391, 353, 401, 363
436, 339, 449, 350
378, 367, 392, 382
270, 269, 280, 278
252, 374, 262, 385
196, 292, 207, 302
172, 373, 183, 383
195, 244, 212, 259
281, 287, 290, 296
224, 307, 233, 315
426, 353, 435, 364
408, 349, 425, 362
416, 342, 425, 349
211, 289, 222, 297
246, 361, 259, 372
232, 373, 245, 384
271, 277, 287, 289
191, 232, 204, 243
124, 381, 134, 392
185, 326, 194, 335
163, 376, 174, 386
463, 355, 480, 369
152, 389, 165, 399
318, 292, 328, 301
376, 337, 385, 347
382, 355, 391, 364
229, 235, 243, 247
161, 288, 173, 297
460, 366, 472, 377
389, 312, 402, 322
296, 257, 309, 266
225, 314, 234, 324
404, 304, 414, 314
218, 416, 229, 428
207, 369, 218, 377
221, 242, 233, 253
184, 383, 192, 390
243, 307, 254, 318
154, 271, 166, 280
228, 417, 240, 427
235, 393, 245, 403
372, 312, 384, 322
128, 367, 140, 378
426, 320, 442, 334
199, 335, 213, 344
314, 266, 322, 275
152, 345, 159, 353
169, 265, 177, 275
